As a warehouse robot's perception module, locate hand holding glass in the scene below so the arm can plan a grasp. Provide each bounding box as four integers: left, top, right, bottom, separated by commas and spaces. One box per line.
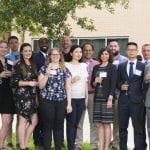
124, 81, 129, 95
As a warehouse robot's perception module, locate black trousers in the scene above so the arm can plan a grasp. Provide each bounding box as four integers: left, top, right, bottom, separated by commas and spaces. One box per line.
118, 98, 145, 150
40, 99, 67, 150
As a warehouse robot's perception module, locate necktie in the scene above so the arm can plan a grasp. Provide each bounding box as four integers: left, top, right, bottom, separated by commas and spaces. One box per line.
129, 62, 134, 81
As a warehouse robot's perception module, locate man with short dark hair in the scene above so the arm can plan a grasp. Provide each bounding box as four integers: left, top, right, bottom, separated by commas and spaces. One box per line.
33, 37, 49, 150
107, 40, 127, 150
75, 43, 99, 150
60, 36, 72, 62
5, 35, 20, 150
117, 42, 145, 150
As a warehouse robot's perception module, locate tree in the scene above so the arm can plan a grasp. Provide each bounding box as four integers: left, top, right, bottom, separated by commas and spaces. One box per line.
0, 0, 128, 40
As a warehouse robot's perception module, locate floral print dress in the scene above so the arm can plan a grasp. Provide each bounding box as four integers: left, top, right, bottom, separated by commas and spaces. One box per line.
12, 62, 37, 123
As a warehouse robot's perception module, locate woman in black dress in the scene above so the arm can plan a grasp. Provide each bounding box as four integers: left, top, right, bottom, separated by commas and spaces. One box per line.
0, 40, 14, 150
12, 43, 38, 150
91, 48, 117, 150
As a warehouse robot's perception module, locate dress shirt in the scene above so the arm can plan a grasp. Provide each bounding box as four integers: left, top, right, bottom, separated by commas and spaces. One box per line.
83, 58, 99, 92
40, 51, 48, 59
127, 59, 137, 76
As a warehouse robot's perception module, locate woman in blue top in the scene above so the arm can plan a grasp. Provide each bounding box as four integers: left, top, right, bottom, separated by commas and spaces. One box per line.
38, 48, 72, 150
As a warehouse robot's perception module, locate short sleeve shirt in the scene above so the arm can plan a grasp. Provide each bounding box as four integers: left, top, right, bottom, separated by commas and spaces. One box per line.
39, 65, 71, 101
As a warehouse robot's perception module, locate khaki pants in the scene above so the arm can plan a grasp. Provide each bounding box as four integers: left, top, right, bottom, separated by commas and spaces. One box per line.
75, 94, 98, 149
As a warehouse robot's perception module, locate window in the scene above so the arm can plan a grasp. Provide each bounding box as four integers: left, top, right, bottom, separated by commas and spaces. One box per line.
32, 36, 129, 57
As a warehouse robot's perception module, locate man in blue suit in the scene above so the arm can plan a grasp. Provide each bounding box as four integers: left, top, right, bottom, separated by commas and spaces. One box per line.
117, 42, 145, 150
33, 37, 49, 150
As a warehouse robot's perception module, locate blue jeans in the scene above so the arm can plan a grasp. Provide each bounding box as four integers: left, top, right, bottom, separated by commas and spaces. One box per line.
66, 98, 85, 150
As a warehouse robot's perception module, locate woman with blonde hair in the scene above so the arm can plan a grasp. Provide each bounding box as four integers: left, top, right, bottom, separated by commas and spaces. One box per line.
38, 48, 72, 150
0, 40, 14, 150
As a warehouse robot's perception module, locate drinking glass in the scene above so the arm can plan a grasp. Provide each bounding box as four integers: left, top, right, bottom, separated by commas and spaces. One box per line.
124, 81, 129, 95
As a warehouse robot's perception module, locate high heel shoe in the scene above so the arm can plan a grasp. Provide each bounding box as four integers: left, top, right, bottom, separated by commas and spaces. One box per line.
19, 148, 26, 150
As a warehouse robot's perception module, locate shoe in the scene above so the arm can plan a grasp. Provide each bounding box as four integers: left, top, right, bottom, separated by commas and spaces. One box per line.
35, 145, 43, 150
92, 148, 98, 150
7, 143, 13, 150
16, 143, 20, 149
75, 147, 82, 150
62, 142, 65, 148
111, 147, 118, 150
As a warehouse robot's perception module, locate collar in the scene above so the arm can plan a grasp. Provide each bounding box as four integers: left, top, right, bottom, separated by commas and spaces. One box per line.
143, 59, 150, 63
114, 53, 121, 60
11, 51, 19, 55
83, 58, 94, 63
127, 59, 137, 65
40, 51, 48, 58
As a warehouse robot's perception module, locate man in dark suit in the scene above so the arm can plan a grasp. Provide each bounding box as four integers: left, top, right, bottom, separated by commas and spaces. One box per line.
33, 37, 49, 150
117, 42, 145, 150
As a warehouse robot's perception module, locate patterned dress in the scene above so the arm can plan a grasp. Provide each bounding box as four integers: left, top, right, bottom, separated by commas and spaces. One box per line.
12, 62, 37, 123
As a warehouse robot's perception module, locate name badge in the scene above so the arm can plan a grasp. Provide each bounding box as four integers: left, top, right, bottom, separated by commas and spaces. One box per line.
135, 69, 142, 76
7, 60, 14, 66
51, 70, 57, 75
99, 72, 107, 78
113, 60, 119, 65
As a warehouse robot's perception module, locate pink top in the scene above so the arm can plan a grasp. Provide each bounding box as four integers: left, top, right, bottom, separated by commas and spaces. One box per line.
84, 58, 99, 92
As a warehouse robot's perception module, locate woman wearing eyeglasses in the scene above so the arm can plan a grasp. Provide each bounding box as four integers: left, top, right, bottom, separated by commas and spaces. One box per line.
38, 48, 72, 150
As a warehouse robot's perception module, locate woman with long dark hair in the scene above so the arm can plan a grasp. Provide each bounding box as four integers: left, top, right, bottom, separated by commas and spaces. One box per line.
12, 43, 38, 150
66, 45, 88, 150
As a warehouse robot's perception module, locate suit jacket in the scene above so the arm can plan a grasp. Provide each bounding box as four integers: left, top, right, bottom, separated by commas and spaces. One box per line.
34, 52, 46, 72
117, 61, 145, 103
91, 63, 117, 100
145, 63, 150, 107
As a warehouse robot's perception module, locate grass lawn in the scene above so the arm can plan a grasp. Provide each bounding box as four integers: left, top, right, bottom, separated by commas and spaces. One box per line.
9, 133, 91, 150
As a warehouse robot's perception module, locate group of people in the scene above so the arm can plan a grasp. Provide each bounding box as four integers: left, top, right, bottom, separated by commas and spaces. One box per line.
0, 35, 150, 150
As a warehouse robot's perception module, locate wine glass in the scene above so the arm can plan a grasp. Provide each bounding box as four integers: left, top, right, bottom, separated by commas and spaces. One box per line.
99, 73, 103, 87
3, 63, 7, 71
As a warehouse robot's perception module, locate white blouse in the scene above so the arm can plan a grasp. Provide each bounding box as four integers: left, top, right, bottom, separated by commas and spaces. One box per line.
66, 62, 88, 99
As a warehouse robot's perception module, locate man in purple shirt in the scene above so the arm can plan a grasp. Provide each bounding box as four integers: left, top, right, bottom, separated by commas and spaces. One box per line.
75, 43, 99, 150
108, 40, 127, 150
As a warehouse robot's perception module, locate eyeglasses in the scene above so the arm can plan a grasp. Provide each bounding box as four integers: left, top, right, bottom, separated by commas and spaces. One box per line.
126, 49, 137, 52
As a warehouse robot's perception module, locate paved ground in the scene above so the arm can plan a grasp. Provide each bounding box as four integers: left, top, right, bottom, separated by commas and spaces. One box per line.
1, 111, 149, 150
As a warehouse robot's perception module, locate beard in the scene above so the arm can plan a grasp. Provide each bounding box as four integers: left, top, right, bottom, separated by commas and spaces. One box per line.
40, 46, 48, 53
113, 51, 119, 56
